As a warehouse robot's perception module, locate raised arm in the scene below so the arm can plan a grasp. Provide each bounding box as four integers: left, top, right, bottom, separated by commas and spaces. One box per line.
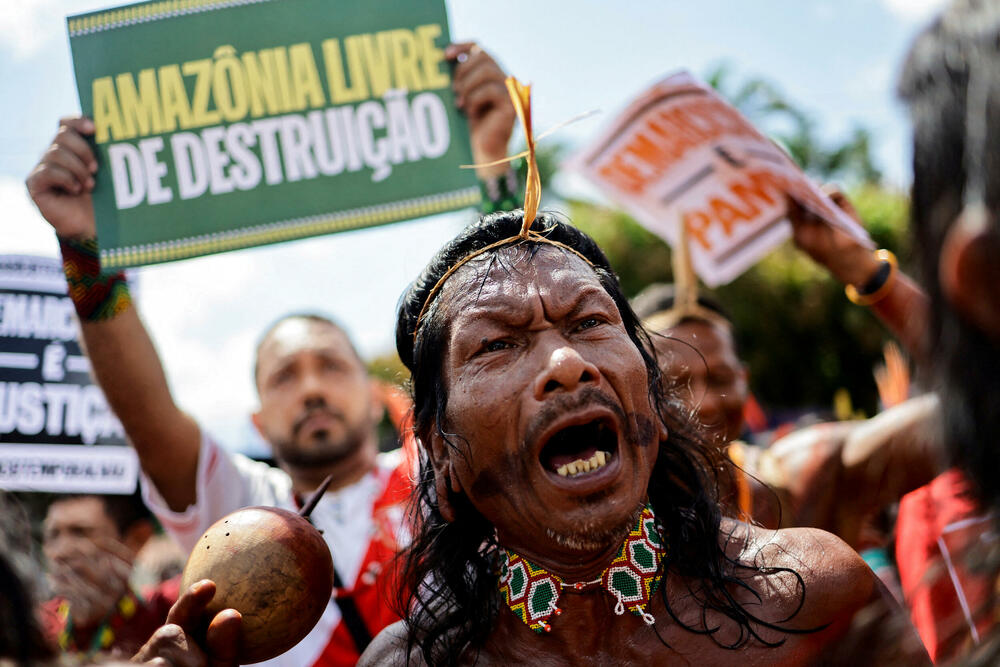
762, 393, 942, 548
26, 117, 200, 511
836, 393, 943, 541
788, 190, 930, 360
446, 42, 519, 212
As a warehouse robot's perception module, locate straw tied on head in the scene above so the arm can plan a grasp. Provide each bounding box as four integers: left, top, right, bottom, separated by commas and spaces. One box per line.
410, 77, 596, 339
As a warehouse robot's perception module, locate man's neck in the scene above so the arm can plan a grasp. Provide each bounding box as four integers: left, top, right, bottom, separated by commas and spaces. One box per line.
488, 585, 661, 664
283, 435, 379, 498
504, 539, 623, 583
497, 507, 640, 582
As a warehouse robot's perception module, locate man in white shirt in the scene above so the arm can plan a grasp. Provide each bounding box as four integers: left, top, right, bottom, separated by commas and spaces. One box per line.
141, 313, 417, 665
26, 41, 516, 666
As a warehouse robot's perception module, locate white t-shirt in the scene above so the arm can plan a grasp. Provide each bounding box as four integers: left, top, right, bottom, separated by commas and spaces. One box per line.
141, 434, 411, 666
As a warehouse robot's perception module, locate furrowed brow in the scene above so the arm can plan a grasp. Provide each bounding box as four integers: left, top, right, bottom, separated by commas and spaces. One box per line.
558, 286, 616, 321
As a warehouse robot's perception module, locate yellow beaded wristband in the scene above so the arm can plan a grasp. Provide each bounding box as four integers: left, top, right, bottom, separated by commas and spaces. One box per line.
845, 249, 898, 306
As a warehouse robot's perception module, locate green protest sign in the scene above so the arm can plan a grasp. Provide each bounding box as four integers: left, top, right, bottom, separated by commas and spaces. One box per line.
67, 0, 479, 271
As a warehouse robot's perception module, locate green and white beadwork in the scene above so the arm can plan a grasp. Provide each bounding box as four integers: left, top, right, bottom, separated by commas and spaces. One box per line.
498, 505, 666, 633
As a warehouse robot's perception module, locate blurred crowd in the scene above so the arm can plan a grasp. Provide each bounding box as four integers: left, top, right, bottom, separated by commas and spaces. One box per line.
4, 1, 1000, 665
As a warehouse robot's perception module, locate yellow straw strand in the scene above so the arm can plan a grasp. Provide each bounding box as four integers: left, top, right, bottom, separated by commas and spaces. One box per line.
458, 109, 600, 170
505, 77, 540, 236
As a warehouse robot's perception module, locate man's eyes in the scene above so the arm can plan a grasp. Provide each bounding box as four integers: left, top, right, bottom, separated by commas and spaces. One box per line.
575, 317, 603, 331
269, 358, 346, 385
272, 367, 295, 385
481, 338, 514, 354
475, 317, 608, 355
320, 358, 347, 373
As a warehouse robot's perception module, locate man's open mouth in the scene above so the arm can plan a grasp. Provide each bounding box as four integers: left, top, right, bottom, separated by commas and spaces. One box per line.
539, 418, 619, 478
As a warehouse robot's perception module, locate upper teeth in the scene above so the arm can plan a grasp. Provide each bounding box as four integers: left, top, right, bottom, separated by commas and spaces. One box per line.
556, 450, 611, 477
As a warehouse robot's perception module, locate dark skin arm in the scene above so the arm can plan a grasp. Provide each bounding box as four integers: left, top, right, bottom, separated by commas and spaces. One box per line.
446, 42, 516, 180
25, 116, 202, 511
788, 189, 930, 360
799, 567, 931, 665
714, 524, 930, 666
760, 393, 942, 548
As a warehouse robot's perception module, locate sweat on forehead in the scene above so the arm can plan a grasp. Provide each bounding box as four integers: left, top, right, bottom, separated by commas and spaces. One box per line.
253, 313, 360, 384
395, 211, 617, 370
435, 243, 602, 316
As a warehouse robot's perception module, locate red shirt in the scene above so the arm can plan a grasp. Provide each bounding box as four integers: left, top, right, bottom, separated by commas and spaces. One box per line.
895, 470, 995, 663
40, 576, 180, 659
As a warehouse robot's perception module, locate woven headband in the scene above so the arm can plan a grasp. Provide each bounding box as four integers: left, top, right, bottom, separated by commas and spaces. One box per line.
642, 304, 731, 334
412, 77, 595, 338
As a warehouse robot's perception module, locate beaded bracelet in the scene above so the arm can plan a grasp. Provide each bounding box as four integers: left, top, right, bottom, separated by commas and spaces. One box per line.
59, 237, 132, 321
479, 164, 521, 215
845, 249, 898, 306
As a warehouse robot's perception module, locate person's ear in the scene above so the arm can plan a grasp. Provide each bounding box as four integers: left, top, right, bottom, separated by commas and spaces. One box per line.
369, 381, 385, 424
251, 410, 266, 439
940, 206, 1000, 339
122, 519, 154, 555
428, 428, 462, 523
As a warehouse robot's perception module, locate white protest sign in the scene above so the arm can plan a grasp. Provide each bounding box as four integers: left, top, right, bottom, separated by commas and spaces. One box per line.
568, 71, 873, 286
0, 255, 137, 494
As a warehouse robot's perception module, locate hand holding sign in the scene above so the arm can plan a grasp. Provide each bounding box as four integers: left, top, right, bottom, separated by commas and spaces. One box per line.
568, 71, 873, 286
447, 42, 517, 179
66, 0, 480, 271
25, 117, 98, 241
787, 186, 882, 288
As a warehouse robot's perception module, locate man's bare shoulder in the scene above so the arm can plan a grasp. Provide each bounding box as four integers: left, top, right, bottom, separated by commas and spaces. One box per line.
721, 519, 876, 624
359, 620, 422, 666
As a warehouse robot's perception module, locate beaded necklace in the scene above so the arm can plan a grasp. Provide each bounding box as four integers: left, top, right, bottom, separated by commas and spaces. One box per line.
497, 505, 666, 633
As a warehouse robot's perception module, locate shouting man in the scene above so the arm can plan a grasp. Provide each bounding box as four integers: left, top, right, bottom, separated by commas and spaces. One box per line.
361, 211, 929, 665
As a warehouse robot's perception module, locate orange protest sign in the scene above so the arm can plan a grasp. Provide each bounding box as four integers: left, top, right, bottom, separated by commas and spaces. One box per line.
569, 72, 871, 286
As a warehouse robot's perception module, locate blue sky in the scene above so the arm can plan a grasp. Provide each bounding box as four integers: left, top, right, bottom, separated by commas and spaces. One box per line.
1, 0, 948, 451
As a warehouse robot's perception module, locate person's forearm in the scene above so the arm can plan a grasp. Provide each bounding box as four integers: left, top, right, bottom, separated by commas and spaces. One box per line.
869, 272, 930, 361
80, 313, 199, 497
831, 245, 930, 359
63, 239, 199, 510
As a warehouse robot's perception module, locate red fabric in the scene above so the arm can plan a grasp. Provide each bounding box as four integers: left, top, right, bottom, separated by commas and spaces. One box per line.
741, 392, 768, 434
895, 470, 994, 663
315, 460, 413, 665
40, 576, 180, 659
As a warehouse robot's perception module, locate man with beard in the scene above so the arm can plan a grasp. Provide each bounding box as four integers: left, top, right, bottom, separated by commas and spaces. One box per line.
359, 211, 929, 665
25, 43, 516, 666
38, 493, 179, 661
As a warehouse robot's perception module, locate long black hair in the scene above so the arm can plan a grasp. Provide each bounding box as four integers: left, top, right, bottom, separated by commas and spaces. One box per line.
898, 0, 1000, 518
394, 211, 809, 665
895, 6, 1000, 663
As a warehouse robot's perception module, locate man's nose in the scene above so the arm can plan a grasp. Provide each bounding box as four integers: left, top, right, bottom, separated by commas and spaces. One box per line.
533, 346, 599, 400
43, 533, 72, 562
695, 393, 724, 431
299, 369, 329, 404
